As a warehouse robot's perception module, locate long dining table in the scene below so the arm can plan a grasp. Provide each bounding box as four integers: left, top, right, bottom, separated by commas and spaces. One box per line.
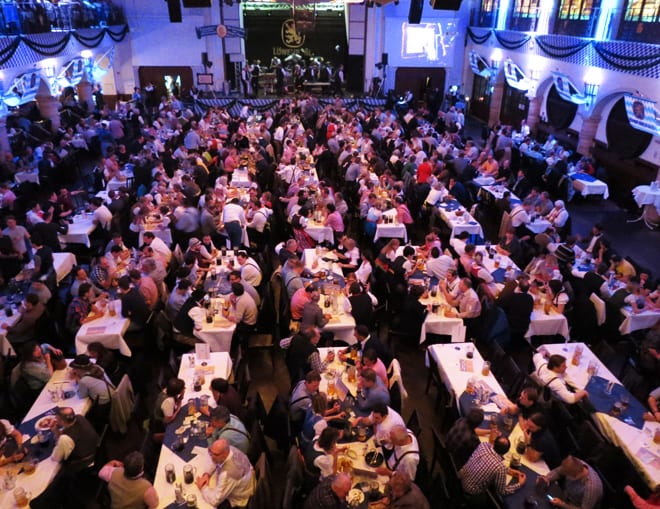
74, 300, 132, 357
542, 342, 660, 490
0, 364, 91, 508
152, 352, 233, 509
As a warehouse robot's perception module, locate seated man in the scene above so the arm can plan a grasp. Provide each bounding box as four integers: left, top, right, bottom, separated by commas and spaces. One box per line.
208, 378, 247, 422
1, 293, 46, 346
289, 370, 321, 423
65, 283, 104, 338
206, 405, 250, 455
98, 452, 159, 509
195, 439, 255, 508
521, 412, 561, 469
375, 425, 419, 481
532, 348, 589, 404
302, 473, 351, 509
355, 368, 390, 417
118, 276, 150, 332
352, 403, 405, 452
446, 408, 485, 468
459, 436, 526, 499
537, 455, 603, 509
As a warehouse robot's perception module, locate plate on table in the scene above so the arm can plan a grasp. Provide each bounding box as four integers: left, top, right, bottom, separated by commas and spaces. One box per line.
346, 489, 365, 506
354, 482, 383, 502
35, 416, 57, 431
365, 450, 384, 467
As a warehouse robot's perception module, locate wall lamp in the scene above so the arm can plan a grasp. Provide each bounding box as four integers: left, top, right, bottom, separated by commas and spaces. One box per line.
584, 80, 600, 108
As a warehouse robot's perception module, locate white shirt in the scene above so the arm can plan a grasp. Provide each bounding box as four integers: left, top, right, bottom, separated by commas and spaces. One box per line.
426, 254, 455, 280
93, 205, 113, 230
372, 408, 405, 448
223, 202, 246, 227
386, 433, 419, 480
239, 257, 262, 287
146, 237, 172, 264
201, 448, 256, 508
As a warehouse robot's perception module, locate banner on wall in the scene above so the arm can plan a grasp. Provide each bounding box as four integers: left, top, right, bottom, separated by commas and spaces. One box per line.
195, 24, 246, 39
3, 71, 40, 107
503, 59, 532, 91
624, 94, 660, 136
551, 71, 588, 105
468, 51, 491, 78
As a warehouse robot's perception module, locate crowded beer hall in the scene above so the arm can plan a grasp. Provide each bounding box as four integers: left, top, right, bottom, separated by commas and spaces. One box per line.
0, 0, 658, 507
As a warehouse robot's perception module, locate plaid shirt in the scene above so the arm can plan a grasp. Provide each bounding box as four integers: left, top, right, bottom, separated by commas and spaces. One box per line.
459, 442, 521, 496
546, 460, 603, 509
303, 478, 342, 509
446, 417, 480, 468
90, 265, 109, 288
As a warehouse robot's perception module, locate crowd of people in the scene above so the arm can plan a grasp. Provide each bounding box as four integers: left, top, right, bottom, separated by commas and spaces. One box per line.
0, 80, 658, 509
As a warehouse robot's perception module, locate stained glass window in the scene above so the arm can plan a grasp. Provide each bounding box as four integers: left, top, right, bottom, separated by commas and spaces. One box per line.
624, 0, 660, 22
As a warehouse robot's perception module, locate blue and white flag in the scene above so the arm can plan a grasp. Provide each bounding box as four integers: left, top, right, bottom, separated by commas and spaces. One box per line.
552, 71, 588, 105
468, 51, 491, 79
624, 94, 660, 136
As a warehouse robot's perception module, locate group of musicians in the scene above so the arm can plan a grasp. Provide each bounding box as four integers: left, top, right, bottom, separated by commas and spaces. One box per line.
240, 56, 346, 97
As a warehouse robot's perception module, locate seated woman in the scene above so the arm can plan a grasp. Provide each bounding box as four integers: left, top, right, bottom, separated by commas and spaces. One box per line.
151, 378, 185, 440
547, 279, 571, 315
335, 237, 360, 275
300, 393, 344, 452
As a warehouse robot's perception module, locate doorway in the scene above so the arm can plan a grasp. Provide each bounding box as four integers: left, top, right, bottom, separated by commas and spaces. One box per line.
137, 66, 193, 101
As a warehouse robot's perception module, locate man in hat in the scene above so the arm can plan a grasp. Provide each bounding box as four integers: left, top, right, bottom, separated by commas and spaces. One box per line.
69, 354, 113, 430
98, 451, 159, 509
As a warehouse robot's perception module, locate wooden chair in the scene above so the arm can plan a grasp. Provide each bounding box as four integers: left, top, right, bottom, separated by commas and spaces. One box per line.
406, 409, 422, 438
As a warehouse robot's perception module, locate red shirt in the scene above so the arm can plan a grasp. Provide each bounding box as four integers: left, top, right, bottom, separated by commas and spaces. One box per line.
417, 162, 432, 183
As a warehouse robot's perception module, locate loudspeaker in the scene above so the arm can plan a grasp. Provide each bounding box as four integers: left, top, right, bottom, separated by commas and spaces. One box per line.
408, 0, 423, 24
166, 0, 182, 22
382, 53, 388, 66
202, 52, 209, 66
183, 0, 211, 6
430, 0, 462, 10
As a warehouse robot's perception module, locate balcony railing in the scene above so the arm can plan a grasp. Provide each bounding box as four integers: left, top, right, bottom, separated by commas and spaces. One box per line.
0, 0, 125, 36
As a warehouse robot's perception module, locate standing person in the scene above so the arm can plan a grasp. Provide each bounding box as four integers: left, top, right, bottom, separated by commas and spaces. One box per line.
195, 439, 256, 508
332, 65, 345, 96
250, 61, 261, 97
98, 452, 159, 509
241, 62, 252, 96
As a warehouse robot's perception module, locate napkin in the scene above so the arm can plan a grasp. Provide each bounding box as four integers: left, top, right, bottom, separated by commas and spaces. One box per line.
459, 359, 474, 372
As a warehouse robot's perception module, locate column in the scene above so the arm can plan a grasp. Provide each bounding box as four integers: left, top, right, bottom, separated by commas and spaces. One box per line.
526, 96, 542, 135
488, 82, 504, 126
577, 115, 601, 157
36, 93, 61, 133
77, 79, 95, 113
0, 116, 9, 154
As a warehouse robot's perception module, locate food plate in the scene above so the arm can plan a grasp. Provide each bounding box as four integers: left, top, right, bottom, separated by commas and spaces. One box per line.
35, 416, 56, 431
346, 488, 365, 506
365, 451, 384, 467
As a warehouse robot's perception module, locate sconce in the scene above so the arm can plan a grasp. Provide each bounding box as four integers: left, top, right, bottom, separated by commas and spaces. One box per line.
584, 80, 600, 108
529, 68, 541, 81
488, 58, 501, 92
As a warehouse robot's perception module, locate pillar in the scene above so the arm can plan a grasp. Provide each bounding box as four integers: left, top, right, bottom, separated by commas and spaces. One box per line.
577, 115, 601, 157
488, 81, 504, 126
0, 116, 10, 155
36, 93, 61, 133
526, 96, 542, 136
77, 79, 95, 113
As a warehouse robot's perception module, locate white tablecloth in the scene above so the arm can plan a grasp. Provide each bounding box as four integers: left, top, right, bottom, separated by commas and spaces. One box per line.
571, 174, 609, 199
619, 307, 660, 335
139, 228, 173, 248
420, 292, 467, 344
189, 304, 236, 353
543, 343, 660, 489
426, 343, 505, 408
14, 170, 40, 185
59, 215, 96, 247
374, 223, 408, 243
301, 248, 343, 276
153, 352, 232, 509
320, 295, 357, 344
231, 168, 253, 188
437, 206, 484, 238
525, 218, 553, 235
525, 308, 570, 340
304, 221, 335, 244
632, 185, 660, 209
75, 300, 132, 357
0, 365, 92, 507
0, 306, 22, 357
53, 252, 77, 285
474, 176, 496, 186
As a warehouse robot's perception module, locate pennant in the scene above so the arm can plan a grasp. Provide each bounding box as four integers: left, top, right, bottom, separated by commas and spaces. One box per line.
552, 71, 588, 105
196, 24, 246, 39
503, 58, 532, 91
469, 51, 492, 79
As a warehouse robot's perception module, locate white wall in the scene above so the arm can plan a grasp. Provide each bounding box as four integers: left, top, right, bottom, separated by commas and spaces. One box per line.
464, 40, 660, 165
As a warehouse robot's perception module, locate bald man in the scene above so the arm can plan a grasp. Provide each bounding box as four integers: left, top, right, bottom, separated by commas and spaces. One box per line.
303, 473, 352, 509
376, 425, 419, 481
196, 439, 255, 508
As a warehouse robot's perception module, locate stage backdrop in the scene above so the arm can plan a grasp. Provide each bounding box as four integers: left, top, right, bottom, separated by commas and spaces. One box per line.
243, 9, 347, 70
